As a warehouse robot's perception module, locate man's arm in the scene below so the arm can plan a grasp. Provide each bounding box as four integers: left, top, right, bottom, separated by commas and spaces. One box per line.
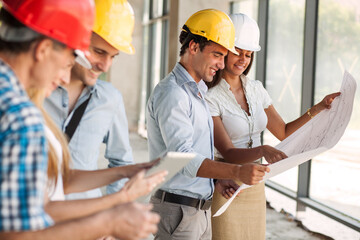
151, 87, 270, 183
46, 170, 167, 223
150, 86, 270, 184
149, 87, 207, 178
63, 161, 159, 194
197, 159, 270, 185
0, 202, 160, 240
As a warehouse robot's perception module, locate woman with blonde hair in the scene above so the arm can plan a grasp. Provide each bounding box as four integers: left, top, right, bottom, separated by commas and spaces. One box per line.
205, 13, 339, 240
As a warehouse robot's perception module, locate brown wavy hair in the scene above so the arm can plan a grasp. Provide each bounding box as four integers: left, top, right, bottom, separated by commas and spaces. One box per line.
179, 25, 212, 56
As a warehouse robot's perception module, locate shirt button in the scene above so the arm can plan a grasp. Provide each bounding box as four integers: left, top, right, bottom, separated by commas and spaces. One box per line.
62, 103, 67, 108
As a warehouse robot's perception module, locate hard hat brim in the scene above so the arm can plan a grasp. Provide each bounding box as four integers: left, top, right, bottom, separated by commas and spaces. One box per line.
229, 46, 239, 55
235, 44, 261, 52
115, 43, 135, 55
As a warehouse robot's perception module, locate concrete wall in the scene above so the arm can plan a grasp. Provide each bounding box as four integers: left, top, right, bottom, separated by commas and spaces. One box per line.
178, 0, 231, 29
108, 0, 144, 131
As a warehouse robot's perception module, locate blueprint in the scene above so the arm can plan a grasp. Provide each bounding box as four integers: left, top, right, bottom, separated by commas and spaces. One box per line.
213, 71, 357, 217
275, 71, 356, 155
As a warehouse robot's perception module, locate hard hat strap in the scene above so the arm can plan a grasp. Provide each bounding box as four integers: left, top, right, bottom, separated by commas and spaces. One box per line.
0, 22, 40, 42
182, 24, 216, 45
181, 24, 210, 44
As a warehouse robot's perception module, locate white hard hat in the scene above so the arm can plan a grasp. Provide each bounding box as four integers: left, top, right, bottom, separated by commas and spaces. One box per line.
230, 13, 261, 52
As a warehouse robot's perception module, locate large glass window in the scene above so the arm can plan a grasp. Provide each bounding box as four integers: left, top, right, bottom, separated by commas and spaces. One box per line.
232, 0, 360, 233
311, 0, 360, 221
139, 0, 169, 135
142, 0, 169, 95
264, 0, 306, 191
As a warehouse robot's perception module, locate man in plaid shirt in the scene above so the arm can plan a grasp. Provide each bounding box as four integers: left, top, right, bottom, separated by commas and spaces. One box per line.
0, 0, 161, 239
0, 0, 93, 235
0, 57, 52, 231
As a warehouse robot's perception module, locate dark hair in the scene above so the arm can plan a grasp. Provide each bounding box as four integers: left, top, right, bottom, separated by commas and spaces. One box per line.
0, 8, 66, 54
179, 25, 211, 56
206, 51, 254, 89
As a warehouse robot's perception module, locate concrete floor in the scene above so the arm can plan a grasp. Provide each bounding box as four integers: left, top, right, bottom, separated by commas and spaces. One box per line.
98, 132, 337, 240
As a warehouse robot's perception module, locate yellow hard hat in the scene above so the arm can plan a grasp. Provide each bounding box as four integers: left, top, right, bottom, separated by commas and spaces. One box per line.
93, 0, 135, 54
183, 9, 237, 55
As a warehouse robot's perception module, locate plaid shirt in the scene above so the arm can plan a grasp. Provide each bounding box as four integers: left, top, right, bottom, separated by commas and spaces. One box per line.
0, 59, 53, 231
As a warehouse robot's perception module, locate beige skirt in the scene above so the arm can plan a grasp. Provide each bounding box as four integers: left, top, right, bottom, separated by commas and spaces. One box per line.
211, 181, 266, 240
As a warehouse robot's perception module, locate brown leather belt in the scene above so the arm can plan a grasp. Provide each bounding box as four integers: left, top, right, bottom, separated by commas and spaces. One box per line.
154, 190, 212, 210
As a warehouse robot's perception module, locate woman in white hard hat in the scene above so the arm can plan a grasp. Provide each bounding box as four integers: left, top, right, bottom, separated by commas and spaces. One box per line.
205, 13, 340, 240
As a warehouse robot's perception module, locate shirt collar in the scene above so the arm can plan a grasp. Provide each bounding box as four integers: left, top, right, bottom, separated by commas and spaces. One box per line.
58, 81, 99, 98
173, 62, 208, 96
0, 58, 26, 96
219, 74, 249, 92
88, 84, 98, 97
172, 62, 196, 85
219, 78, 231, 90
198, 80, 208, 94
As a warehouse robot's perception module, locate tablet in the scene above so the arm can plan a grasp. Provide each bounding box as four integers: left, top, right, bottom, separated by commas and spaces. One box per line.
137, 151, 196, 202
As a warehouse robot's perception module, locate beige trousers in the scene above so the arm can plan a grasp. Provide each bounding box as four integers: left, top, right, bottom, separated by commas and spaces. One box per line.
150, 195, 212, 240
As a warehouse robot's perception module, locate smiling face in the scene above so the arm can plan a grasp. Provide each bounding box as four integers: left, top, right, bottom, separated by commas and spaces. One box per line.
45, 50, 75, 97
71, 32, 119, 86
191, 41, 228, 83
224, 47, 253, 77
30, 39, 75, 97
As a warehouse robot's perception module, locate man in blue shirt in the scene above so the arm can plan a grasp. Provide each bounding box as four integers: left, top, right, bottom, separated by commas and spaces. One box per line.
44, 0, 135, 199
147, 9, 271, 239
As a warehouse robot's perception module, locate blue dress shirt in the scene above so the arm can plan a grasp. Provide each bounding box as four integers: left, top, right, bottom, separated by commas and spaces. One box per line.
146, 62, 214, 200
44, 80, 133, 199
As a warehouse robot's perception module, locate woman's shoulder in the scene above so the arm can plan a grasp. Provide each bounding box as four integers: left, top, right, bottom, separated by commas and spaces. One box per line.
242, 75, 272, 107
242, 75, 267, 93
206, 84, 220, 97
206, 79, 228, 97
242, 75, 264, 87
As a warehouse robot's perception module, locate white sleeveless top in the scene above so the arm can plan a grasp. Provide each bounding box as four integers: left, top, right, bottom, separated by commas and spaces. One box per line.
205, 75, 272, 158
45, 126, 65, 201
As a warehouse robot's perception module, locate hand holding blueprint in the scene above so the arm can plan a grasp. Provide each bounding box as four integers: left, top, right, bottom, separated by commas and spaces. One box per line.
275, 71, 356, 156
213, 71, 357, 217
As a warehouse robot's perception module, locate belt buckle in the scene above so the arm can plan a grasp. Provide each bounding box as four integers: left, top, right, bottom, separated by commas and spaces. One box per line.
200, 199, 212, 210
